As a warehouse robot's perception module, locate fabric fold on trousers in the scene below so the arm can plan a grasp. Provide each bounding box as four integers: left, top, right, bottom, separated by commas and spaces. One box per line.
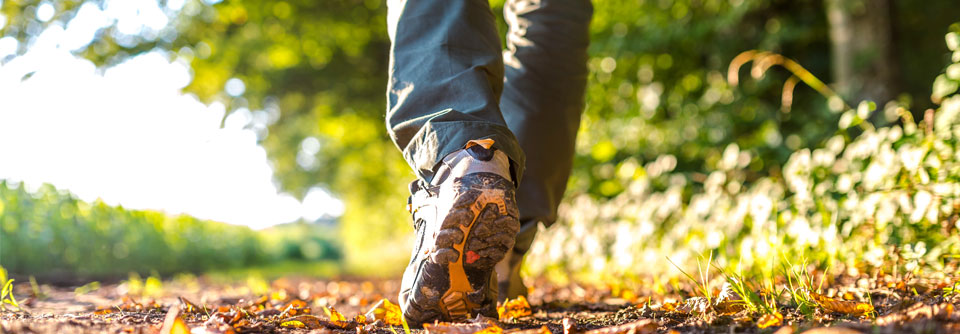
386, 0, 526, 184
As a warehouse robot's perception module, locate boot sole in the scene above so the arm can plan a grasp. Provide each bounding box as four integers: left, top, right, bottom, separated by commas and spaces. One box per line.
404, 173, 520, 324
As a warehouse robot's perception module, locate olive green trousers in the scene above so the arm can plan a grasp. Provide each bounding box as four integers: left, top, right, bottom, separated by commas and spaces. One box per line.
386, 0, 592, 271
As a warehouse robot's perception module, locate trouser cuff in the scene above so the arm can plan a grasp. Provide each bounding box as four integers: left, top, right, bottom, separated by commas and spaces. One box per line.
402, 116, 526, 186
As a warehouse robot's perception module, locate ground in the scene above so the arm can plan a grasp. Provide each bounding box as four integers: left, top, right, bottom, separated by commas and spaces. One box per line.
2, 274, 960, 333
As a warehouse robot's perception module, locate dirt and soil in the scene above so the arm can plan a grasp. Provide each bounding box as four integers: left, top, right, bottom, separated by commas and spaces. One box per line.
2, 274, 960, 333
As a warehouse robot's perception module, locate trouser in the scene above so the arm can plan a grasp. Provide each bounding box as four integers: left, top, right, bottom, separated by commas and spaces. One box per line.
386, 0, 592, 290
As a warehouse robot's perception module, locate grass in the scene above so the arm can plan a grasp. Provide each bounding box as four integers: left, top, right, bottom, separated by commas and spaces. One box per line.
667, 253, 714, 307
714, 260, 768, 315
780, 255, 822, 318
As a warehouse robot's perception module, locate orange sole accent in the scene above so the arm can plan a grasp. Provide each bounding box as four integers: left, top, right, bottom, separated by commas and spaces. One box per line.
440, 188, 507, 319
465, 138, 495, 149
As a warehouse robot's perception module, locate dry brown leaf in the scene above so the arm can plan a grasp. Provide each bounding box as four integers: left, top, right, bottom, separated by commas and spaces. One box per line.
659, 302, 678, 312
505, 326, 553, 334
757, 312, 783, 329
179, 296, 208, 314
424, 321, 494, 334
678, 297, 708, 314
498, 296, 533, 320
93, 307, 116, 315
875, 302, 956, 326
282, 299, 311, 317
713, 300, 746, 315
809, 293, 874, 316
94, 296, 156, 315
582, 319, 656, 334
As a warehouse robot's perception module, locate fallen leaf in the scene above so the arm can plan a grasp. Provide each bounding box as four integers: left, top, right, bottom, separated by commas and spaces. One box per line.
280, 315, 323, 329
875, 302, 956, 326
93, 307, 116, 315
677, 297, 708, 314
713, 300, 746, 315
799, 327, 862, 334
280, 320, 307, 328
620, 290, 638, 303
366, 299, 404, 326
757, 312, 783, 329
160, 305, 191, 334
498, 296, 533, 320
323, 306, 350, 328
809, 293, 873, 316
474, 323, 504, 334
562, 318, 580, 334
282, 299, 311, 317
424, 321, 494, 334
355, 314, 368, 324
179, 296, 208, 314
582, 319, 656, 334
504, 326, 552, 334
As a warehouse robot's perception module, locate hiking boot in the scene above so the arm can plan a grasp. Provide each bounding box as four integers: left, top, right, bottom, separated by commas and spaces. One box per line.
399, 139, 521, 326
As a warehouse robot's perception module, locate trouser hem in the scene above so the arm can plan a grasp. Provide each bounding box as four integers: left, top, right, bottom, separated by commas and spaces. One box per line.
401, 114, 526, 185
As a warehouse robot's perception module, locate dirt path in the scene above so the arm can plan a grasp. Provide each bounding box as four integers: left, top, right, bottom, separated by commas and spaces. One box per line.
2, 276, 959, 333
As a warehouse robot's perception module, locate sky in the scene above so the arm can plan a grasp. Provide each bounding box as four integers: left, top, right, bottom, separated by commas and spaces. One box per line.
0, 0, 344, 230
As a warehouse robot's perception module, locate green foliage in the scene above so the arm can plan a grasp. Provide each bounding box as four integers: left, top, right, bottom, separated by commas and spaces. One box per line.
0, 181, 341, 279
526, 24, 960, 283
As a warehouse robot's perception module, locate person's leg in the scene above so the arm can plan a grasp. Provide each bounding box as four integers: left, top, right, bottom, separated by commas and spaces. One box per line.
497, 0, 593, 300
387, 0, 526, 325
387, 0, 525, 183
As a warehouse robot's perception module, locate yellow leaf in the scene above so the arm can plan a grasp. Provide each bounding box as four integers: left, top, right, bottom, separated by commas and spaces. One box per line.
810, 293, 874, 315
280, 315, 322, 329
160, 306, 190, 334
280, 320, 306, 328
323, 306, 350, 328
94, 307, 116, 315
756, 312, 783, 329
620, 290, 638, 303
474, 323, 504, 334
367, 299, 404, 326
355, 314, 368, 324
170, 316, 190, 334
497, 296, 533, 320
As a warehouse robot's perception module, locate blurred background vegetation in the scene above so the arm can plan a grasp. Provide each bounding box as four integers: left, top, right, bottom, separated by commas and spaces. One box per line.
2, 0, 960, 282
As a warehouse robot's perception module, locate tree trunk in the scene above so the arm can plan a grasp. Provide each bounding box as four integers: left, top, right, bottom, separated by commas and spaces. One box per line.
825, 0, 901, 115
